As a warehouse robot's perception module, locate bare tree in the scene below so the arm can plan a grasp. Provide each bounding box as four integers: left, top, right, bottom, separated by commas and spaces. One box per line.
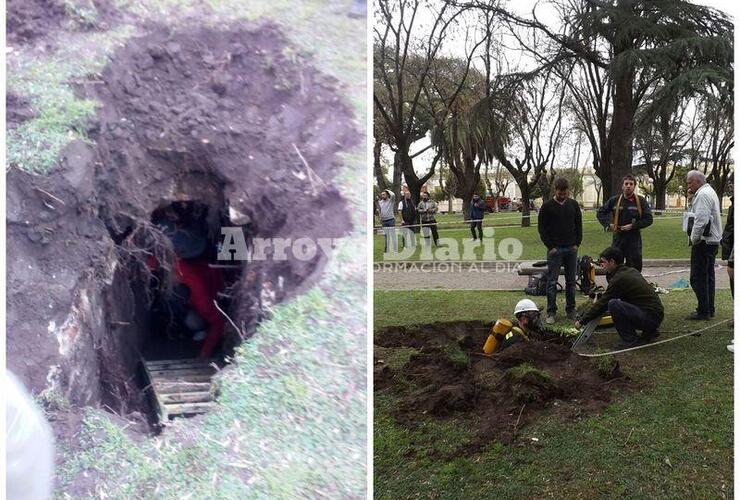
374, 0, 471, 205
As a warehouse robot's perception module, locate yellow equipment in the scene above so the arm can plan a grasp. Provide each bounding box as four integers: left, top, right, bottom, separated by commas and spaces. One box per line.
598, 315, 613, 327
482, 319, 530, 354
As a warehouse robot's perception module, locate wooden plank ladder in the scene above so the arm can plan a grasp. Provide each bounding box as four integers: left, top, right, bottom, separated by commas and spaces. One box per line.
141, 358, 218, 422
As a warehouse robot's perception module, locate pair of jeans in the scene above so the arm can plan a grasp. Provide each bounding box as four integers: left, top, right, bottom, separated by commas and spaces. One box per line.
381, 218, 397, 253
400, 227, 416, 250
421, 220, 439, 246
546, 246, 577, 315
613, 232, 643, 272
690, 241, 718, 316
608, 299, 660, 343
470, 221, 483, 240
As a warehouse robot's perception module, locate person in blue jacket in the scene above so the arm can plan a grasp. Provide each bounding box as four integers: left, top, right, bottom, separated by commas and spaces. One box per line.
469, 193, 487, 240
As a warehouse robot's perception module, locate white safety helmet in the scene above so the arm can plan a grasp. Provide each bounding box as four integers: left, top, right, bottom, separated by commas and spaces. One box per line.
514, 299, 539, 317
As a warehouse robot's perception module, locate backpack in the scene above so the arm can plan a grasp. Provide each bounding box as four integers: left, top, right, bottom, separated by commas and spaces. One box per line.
577, 255, 601, 295
525, 273, 547, 296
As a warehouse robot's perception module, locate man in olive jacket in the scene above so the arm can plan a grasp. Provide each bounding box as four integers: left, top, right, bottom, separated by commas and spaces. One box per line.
575, 247, 664, 349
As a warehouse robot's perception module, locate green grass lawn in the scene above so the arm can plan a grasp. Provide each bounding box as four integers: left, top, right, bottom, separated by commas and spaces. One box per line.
374, 211, 690, 261
374, 289, 733, 498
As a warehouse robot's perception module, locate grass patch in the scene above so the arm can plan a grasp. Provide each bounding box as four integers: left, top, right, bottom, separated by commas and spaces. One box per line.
374, 289, 733, 498
375, 211, 688, 261
444, 342, 469, 369
7, 26, 134, 173
378, 346, 418, 371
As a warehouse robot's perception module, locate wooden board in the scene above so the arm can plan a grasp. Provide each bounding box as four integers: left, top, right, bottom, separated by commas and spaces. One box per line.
141, 357, 217, 421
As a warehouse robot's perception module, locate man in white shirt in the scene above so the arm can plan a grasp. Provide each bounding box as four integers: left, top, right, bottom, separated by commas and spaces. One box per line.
685, 170, 723, 320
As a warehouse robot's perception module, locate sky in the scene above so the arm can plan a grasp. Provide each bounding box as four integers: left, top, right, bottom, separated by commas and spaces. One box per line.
377, 0, 736, 186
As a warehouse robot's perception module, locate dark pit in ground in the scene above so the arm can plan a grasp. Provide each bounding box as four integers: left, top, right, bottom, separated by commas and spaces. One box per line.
7, 20, 357, 432
375, 321, 630, 449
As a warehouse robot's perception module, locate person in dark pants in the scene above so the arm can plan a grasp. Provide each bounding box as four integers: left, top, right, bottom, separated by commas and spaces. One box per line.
469, 193, 486, 240
537, 177, 582, 324
596, 174, 653, 272
686, 170, 722, 320
575, 247, 664, 349
398, 190, 418, 250
417, 191, 439, 246
721, 196, 733, 297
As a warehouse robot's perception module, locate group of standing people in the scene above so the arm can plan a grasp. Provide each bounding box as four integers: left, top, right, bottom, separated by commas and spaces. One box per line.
537, 171, 732, 349
376, 189, 440, 251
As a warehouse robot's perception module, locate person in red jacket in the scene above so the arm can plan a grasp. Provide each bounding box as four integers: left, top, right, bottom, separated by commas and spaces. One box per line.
152, 203, 225, 358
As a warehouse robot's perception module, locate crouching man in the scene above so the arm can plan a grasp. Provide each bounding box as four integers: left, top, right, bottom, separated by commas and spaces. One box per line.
575, 247, 664, 349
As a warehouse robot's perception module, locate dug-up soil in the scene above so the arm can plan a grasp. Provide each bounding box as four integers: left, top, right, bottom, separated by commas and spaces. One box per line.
375, 321, 631, 449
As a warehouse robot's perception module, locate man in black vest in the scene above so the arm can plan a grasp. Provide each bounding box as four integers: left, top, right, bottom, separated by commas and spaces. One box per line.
398, 190, 419, 250
597, 174, 653, 272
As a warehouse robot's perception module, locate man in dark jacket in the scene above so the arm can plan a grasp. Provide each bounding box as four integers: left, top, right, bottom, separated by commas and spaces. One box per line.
469, 193, 486, 240
596, 174, 653, 272
398, 190, 418, 250
576, 247, 664, 349
538, 177, 582, 324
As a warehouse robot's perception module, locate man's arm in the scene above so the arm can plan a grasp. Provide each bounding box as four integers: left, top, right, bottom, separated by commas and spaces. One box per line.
596, 197, 613, 229
537, 203, 552, 248
430, 200, 438, 214
633, 196, 653, 229
580, 277, 620, 323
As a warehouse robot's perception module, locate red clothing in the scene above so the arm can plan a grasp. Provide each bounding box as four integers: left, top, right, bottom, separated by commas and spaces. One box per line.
174, 258, 225, 358
148, 255, 225, 358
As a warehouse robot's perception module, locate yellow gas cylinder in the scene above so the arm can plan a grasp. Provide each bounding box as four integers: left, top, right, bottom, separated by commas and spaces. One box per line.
483, 319, 513, 354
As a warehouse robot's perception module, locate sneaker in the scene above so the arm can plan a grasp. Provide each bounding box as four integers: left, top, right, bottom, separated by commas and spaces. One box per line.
642, 330, 660, 342
686, 312, 710, 321
728, 344, 735, 353
546, 315, 556, 325
566, 310, 577, 321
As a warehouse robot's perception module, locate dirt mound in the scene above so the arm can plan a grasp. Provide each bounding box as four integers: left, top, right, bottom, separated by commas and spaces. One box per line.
6, 93, 35, 129
375, 322, 628, 447
7, 0, 67, 44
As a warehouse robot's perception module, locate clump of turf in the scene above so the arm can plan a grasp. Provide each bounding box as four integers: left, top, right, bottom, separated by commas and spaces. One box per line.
592, 356, 624, 380
504, 363, 558, 404
444, 342, 469, 370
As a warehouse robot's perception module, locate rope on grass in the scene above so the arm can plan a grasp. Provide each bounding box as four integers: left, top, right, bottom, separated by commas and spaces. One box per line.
574, 318, 732, 358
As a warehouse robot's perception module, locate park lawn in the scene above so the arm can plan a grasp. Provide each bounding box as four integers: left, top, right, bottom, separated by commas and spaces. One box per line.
373, 211, 688, 261
374, 289, 733, 499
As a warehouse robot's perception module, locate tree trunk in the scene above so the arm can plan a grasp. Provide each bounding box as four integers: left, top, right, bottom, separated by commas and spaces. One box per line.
519, 182, 531, 227
374, 138, 389, 192
653, 181, 667, 210
607, 74, 634, 197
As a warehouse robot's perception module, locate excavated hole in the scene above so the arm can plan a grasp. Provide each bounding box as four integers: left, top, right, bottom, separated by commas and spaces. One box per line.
375, 321, 630, 449
6, 23, 357, 434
